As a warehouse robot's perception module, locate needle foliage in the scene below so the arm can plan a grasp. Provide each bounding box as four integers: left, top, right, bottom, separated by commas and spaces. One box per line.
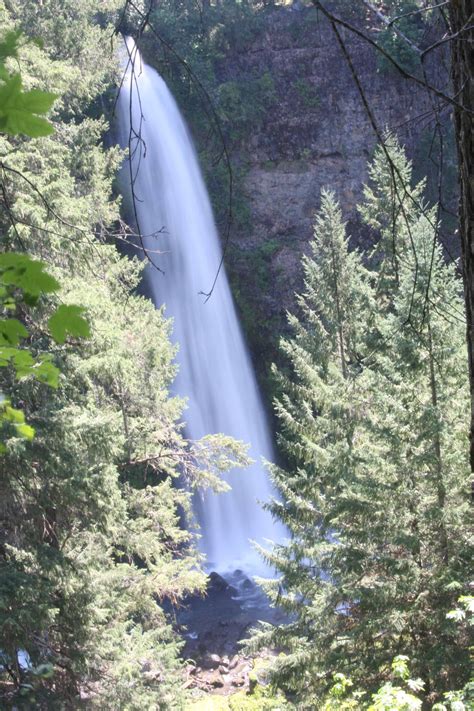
251, 148, 472, 709
0, 2, 248, 708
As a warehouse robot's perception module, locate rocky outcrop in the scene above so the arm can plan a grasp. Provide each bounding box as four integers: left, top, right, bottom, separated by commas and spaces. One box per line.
210, 6, 449, 370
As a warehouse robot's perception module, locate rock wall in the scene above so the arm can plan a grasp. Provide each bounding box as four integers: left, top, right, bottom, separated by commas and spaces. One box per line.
140, 4, 452, 380
208, 6, 447, 375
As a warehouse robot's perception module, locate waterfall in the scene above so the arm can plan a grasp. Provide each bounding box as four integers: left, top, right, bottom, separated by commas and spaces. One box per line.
117, 39, 281, 575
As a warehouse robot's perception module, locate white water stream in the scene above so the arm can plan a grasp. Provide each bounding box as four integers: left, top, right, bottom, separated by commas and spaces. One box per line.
118, 39, 281, 575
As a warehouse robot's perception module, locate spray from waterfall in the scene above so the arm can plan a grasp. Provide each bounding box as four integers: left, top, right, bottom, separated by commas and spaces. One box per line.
117, 38, 282, 575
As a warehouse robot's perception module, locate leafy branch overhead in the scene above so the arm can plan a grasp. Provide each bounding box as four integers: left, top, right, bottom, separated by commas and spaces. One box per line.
0, 30, 89, 445
0, 253, 91, 388
0, 31, 56, 137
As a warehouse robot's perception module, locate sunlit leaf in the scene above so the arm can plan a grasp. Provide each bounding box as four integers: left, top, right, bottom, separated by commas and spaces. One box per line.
15, 422, 35, 440
0, 318, 28, 346
4, 404, 25, 423
0, 253, 60, 295
0, 30, 21, 62
34, 359, 59, 388
48, 304, 90, 344
0, 72, 56, 137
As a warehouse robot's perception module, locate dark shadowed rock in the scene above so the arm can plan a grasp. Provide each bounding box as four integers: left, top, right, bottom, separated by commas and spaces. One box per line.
175, 569, 288, 695
208, 670, 225, 688
208, 571, 238, 596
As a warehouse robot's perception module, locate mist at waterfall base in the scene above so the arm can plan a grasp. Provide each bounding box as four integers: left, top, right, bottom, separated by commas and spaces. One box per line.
117, 39, 283, 577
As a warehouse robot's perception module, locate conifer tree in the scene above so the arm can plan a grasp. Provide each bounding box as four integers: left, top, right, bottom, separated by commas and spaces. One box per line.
0, 3, 248, 707
252, 159, 472, 706
251, 190, 380, 704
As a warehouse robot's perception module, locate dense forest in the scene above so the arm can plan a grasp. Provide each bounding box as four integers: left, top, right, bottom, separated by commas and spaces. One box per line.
0, 1, 472, 710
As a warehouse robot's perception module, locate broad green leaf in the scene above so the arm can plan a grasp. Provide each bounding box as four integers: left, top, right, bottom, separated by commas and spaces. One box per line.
0, 30, 21, 62
20, 88, 57, 114
4, 404, 25, 423
0, 72, 22, 107
392, 655, 410, 680
0, 253, 60, 295
34, 359, 59, 388
0, 72, 56, 137
48, 304, 90, 344
11, 349, 35, 371
0, 318, 28, 346
2, 110, 55, 137
0, 346, 15, 367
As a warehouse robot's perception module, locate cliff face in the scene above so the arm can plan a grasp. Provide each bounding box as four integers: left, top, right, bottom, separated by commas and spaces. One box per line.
207, 6, 442, 372
140, 4, 451, 378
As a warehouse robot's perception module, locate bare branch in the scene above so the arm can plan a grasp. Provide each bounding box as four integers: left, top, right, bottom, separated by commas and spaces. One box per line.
388, 1, 449, 27
361, 0, 421, 54
313, 1, 473, 115
421, 23, 474, 59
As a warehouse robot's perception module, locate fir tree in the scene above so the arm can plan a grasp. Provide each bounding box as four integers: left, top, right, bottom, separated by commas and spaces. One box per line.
0, 2, 248, 707
252, 161, 472, 706
251, 190, 380, 704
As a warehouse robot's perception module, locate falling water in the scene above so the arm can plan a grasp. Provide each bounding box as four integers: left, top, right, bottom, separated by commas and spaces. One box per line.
117, 39, 281, 575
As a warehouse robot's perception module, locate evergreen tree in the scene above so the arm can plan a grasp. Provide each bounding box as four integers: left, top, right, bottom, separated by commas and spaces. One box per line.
250, 190, 380, 704
0, 2, 248, 707
358, 137, 425, 301
252, 159, 472, 706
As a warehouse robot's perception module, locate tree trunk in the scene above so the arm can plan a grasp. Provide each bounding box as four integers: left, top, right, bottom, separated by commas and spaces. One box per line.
449, 0, 474, 495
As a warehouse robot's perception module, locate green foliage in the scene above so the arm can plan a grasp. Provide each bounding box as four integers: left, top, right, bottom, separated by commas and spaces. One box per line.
250, 148, 472, 708
0, 399, 35, 448
216, 72, 277, 139
0, 251, 59, 295
229, 236, 285, 392
0, 25, 94, 446
319, 594, 474, 710
0, 250, 91, 441
239, 239, 281, 292
0, 1, 249, 708
320, 657, 424, 710
0, 74, 56, 137
367, 657, 424, 711
0, 31, 56, 136
47, 303, 90, 343
228, 686, 289, 710
189, 657, 292, 710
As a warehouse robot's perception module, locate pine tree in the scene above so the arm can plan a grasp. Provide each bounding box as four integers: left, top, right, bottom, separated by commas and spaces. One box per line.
358, 137, 426, 301
362, 198, 472, 700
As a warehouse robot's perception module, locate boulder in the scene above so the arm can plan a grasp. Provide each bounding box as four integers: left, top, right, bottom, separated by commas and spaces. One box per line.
201, 653, 221, 670
241, 577, 254, 591
208, 670, 225, 688
208, 572, 229, 592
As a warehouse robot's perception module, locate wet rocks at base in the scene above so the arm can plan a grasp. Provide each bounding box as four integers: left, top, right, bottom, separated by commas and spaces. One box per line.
177, 569, 285, 695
